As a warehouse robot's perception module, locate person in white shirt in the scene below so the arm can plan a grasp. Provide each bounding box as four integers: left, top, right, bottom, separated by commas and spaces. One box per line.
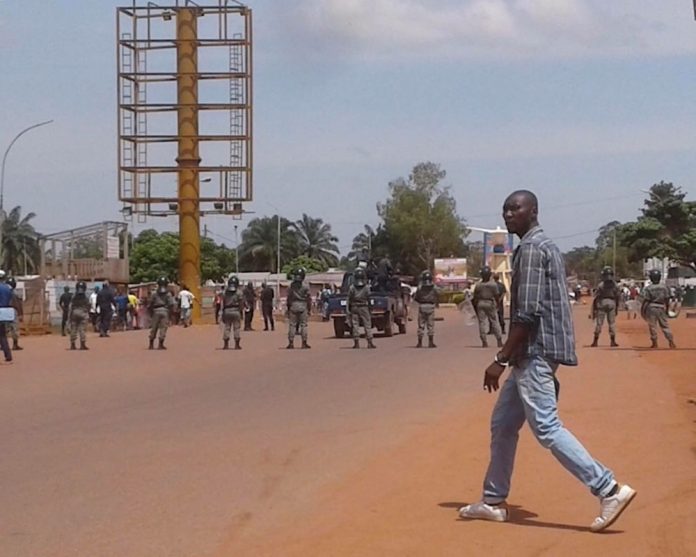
177, 285, 195, 327
89, 286, 100, 332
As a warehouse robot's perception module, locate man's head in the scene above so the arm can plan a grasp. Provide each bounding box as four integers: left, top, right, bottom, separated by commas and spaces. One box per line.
503, 190, 539, 237
648, 269, 661, 284
481, 265, 492, 282
601, 266, 614, 282
261, 281, 267, 289
64, 286, 70, 293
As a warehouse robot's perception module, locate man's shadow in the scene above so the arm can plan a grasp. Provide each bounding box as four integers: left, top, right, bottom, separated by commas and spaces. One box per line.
438, 502, 623, 534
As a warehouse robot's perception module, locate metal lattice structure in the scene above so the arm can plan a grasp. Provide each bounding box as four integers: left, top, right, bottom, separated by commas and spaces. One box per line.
116, 1, 253, 220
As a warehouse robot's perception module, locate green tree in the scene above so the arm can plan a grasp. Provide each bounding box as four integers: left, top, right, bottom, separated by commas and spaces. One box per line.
620, 182, 696, 270
292, 214, 339, 267
377, 162, 468, 276
464, 241, 485, 277
129, 230, 237, 283
0, 205, 40, 274
346, 224, 390, 268
238, 216, 300, 272
281, 254, 328, 275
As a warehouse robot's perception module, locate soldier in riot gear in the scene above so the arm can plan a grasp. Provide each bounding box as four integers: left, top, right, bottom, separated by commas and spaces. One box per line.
348, 267, 376, 349
68, 281, 91, 350
6, 277, 23, 351
591, 266, 621, 347
414, 270, 439, 348
222, 276, 244, 350
286, 267, 311, 349
473, 266, 503, 348
641, 269, 676, 349
148, 277, 175, 350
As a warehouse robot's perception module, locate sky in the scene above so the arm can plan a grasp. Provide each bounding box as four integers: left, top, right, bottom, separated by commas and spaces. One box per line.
1, 0, 696, 255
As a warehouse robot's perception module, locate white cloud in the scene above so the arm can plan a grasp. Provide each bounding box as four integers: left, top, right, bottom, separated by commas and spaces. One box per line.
283, 0, 696, 61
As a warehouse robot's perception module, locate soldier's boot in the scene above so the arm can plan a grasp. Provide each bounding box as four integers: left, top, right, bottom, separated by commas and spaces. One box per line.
158, 339, 166, 350
668, 339, 677, 349
235, 339, 241, 350
650, 339, 658, 349
428, 336, 437, 349
610, 336, 619, 348
590, 335, 599, 347
148, 338, 154, 350
416, 337, 423, 348
301, 341, 311, 349
367, 339, 376, 349
223, 339, 230, 350
286, 341, 294, 350
12, 340, 23, 351
80, 341, 89, 351
481, 338, 489, 348
352, 339, 360, 349
70, 341, 76, 350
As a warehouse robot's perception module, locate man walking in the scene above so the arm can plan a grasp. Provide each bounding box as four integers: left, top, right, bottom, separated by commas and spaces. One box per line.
347, 268, 376, 349
177, 284, 195, 327
641, 269, 676, 349
414, 270, 438, 348
493, 273, 507, 335
473, 266, 504, 348
243, 281, 256, 331
148, 277, 175, 350
286, 268, 311, 349
591, 266, 621, 347
96, 281, 115, 337
89, 286, 100, 332
0, 271, 14, 363
260, 281, 275, 331
459, 190, 636, 532
59, 286, 73, 336
7, 278, 23, 351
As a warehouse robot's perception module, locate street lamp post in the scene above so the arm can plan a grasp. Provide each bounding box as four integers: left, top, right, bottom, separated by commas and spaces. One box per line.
234, 224, 239, 273
0, 119, 54, 268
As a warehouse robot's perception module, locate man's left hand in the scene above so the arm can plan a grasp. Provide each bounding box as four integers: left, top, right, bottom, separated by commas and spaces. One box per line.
483, 362, 506, 393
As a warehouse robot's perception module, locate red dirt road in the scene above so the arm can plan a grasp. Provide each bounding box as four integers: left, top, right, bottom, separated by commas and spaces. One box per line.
1, 308, 694, 556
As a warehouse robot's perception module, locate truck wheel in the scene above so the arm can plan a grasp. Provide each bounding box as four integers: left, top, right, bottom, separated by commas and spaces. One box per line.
384, 311, 394, 337
333, 318, 346, 338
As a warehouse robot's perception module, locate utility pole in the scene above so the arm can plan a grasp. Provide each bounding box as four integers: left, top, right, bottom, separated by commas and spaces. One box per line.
234, 224, 239, 274
612, 227, 617, 273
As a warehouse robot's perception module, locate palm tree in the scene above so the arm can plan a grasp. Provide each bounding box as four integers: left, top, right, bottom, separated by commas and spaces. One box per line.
0, 205, 40, 274
238, 216, 300, 272
292, 214, 339, 267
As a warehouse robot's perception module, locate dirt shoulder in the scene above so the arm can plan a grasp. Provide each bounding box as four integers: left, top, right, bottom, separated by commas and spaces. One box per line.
225, 310, 696, 557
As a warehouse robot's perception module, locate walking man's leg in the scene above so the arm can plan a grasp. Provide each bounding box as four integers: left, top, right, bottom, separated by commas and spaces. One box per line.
0, 323, 12, 362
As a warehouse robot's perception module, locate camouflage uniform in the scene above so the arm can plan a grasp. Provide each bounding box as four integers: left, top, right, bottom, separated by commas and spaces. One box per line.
148, 289, 174, 345
473, 279, 502, 346
414, 284, 438, 341
69, 293, 90, 346
287, 281, 310, 346
593, 281, 620, 340
641, 283, 675, 347
348, 284, 373, 342
222, 290, 243, 343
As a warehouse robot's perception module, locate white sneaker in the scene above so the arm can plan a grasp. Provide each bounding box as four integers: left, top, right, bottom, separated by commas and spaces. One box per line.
458, 501, 509, 522
591, 484, 637, 532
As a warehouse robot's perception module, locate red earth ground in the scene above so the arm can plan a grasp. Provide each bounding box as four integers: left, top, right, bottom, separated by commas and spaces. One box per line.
1, 306, 694, 556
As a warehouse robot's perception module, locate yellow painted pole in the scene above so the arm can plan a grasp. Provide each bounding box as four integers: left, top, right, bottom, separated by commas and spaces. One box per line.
176, 8, 201, 321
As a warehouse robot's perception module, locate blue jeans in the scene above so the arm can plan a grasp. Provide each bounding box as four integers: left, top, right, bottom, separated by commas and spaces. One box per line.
482, 355, 615, 504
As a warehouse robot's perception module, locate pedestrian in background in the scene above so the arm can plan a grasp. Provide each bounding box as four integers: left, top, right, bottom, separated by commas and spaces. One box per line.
260, 281, 275, 331
641, 269, 676, 349
7, 277, 23, 351
177, 285, 195, 327
493, 272, 507, 335
243, 281, 256, 331
0, 271, 14, 363
473, 266, 503, 348
97, 281, 115, 337
68, 281, 90, 350
59, 286, 73, 336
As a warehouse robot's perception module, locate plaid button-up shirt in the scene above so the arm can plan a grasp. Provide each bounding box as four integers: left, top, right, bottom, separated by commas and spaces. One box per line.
510, 226, 578, 366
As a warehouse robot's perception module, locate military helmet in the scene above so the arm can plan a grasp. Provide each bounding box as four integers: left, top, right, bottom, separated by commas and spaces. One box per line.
76, 281, 87, 294
157, 276, 168, 287
481, 265, 492, 279
7, 277, 16, 289
293, 267, 306, 282
421, 270, 433, 286
601, 266, 614, 279
0, 270, 5, 280
648, 269, 661, 283
227, 275, 240, 290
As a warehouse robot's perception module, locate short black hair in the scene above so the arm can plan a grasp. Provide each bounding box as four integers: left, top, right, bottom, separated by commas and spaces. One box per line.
507, 189, 539, 210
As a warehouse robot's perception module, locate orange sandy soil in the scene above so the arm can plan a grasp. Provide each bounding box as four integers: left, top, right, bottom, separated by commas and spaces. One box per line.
224, 310, 696, 557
